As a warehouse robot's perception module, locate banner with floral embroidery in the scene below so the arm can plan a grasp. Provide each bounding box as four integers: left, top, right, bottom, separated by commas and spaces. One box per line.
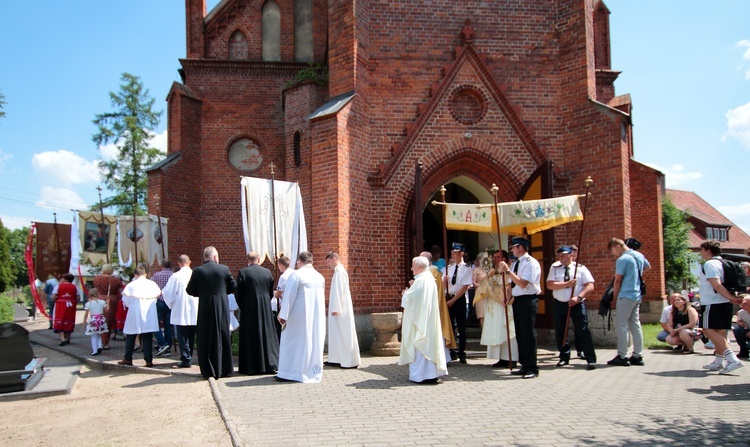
445, 203, 495, 232
496, 195, 582, 236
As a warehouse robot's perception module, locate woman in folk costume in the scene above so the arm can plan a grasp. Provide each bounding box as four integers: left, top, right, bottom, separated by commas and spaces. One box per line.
52, 273, 79, 346
117, 263, 161, 367
92, 263, 123, 348
475, 250, 519, 367
399, 256, 448, 384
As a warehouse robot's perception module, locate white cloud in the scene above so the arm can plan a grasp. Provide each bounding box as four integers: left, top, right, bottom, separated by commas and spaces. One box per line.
643, 162, 703, 188
718, 203, 750, 235
737, 40, 750, 79
724, 101, 750, 149
35, 186, 88, 211
98, 130, 167, 161
0, 214, 33, 230
0, 150, 11, 172
31, 150, 100, 186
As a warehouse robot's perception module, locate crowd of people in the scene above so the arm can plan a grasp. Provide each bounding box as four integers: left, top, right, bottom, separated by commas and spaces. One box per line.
43, 235, 749, 384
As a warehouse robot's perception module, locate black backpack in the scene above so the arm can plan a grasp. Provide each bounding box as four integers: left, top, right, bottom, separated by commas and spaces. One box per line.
598, 278, 614, 331
702, 258, 748, 295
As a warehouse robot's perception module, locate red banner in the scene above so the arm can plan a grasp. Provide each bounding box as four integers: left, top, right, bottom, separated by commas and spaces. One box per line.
25, 224, 49, 318
34, 222, 71, 281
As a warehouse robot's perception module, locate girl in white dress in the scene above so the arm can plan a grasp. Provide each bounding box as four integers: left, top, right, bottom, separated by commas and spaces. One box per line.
84, 289, 109, 356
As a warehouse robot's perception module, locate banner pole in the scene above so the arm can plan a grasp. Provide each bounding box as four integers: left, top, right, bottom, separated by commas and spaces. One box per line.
491, 184, 513, 371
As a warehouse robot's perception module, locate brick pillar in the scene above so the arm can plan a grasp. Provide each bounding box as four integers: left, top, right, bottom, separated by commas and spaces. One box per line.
186, 0, 206, 59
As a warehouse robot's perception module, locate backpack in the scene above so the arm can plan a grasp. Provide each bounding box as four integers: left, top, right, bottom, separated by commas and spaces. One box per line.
702, 258, 748, 295
598, 278, 614, 331
625, 251, 647, 296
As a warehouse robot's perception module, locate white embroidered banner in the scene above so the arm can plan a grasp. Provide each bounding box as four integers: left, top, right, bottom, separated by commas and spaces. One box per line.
497, 195, 582, 236
241, 177, 308, 264
445, 203, 495, 232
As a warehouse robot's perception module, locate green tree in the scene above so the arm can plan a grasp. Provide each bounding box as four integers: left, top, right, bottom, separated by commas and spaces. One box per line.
662, 197, 698, 292
92, 73, 162, 215
0, 89, 6, 120
7, 227, 30, 287
0, 219, 14, 293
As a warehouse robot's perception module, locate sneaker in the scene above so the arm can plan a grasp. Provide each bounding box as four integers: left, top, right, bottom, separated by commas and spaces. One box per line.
577, 351, 585, 360
607, 356, 630, 366
628, 356, 645, 366
703, 361, 723, 371
704, 340, 715, 350
719, 361, 744, 375
156, 346, 171, 357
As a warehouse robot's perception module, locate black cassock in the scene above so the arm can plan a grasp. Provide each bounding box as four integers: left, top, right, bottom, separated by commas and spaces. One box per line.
236, 264, 279, 375
186, 260, 237, 380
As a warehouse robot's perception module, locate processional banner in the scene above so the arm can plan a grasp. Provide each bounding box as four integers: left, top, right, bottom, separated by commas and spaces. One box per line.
77, 211, 117, 266
241, 177, 308, 264
34, 222, 71, 281
117, 216, 150, 267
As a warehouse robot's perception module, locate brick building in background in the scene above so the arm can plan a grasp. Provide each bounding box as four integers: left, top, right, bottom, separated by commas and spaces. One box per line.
148, 0, 666, 346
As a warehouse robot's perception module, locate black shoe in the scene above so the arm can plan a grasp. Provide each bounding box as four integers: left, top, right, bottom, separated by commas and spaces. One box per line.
174, 362, 191, 369
449, 351, 458, 361
555, 359, 569, 368
145, 362, 154, 368
97, 348, 103, 354
586, 363, 597, 370
459, 354, 467, 364
577, 351, 585, 360
628, 355, 645, 366
324, 361, 341, 367
607, 356, 630, 366
340, 365, 358, 369
510, 368, 528, 376
417, 378, 439, 385
522, 370, 539, 379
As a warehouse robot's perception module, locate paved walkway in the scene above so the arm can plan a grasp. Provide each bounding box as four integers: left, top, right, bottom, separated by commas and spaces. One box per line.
18, 311, 750, 446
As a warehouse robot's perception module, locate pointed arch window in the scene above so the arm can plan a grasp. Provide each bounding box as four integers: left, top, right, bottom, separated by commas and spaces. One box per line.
593, 2, 611, 70
262, 0, 281, 61
228, 30, 249, 60
293, 131, 301, 166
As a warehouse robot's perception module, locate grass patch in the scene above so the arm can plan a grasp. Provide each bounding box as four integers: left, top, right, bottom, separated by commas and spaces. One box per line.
231, 330, 239, 356
642, 323, 670, 349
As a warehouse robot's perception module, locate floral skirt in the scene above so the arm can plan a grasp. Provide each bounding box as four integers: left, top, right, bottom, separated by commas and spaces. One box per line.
85, 314, 109, 335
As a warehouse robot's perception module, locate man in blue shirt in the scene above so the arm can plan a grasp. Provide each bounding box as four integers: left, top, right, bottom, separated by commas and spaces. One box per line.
607, 238, 650, 366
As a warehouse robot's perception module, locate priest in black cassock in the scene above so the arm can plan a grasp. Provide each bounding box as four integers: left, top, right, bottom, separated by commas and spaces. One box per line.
236, 251, 279, 375
186, 246, 237, 380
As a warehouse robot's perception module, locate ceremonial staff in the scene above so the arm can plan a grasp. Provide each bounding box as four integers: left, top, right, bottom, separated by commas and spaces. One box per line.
97, 186, 109, 263
155, 194, 166, 260
490, 184, 514, 371
414, 162, 423, 254
270, 163, 279, 277
429, 185, 450, 290
562, 177, 594, 344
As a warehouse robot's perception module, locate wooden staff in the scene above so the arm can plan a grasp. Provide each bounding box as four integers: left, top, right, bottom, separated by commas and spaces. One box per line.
269, 163, 279, 279
562, 177, 594, 345
430, 185, 450, 300
414, 162, 423, 254
97, 186, 109, 263
491, 184, 513, 371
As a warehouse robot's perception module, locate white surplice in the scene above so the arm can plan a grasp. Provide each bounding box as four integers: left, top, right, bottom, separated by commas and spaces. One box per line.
482, 299, 518, 361
277, 264, 326, 383
399, 270, 448, 382
122, 276, 161, 335
163, 266, 198, 326
327, 264, 360, 367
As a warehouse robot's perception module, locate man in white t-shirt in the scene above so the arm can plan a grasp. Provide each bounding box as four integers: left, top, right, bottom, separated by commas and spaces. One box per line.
699, 240, 743, 374
442, 242, 473, 364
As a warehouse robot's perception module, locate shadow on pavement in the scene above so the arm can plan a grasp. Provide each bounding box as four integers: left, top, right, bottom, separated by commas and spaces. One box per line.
644, 369, 710, 378
687, 383, 750, 401
576, 417, 750, 446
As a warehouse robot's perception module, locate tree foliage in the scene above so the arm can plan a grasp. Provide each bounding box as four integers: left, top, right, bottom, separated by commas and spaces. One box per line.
7, 227, 30, 287
0, 89, 6, 120
662, 197, 698, 292
0, 219, 14, 294
92, 73, 162, 215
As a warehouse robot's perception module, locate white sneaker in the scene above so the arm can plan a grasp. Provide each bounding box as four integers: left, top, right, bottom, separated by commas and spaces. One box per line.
719, 361, 744, 375
703, 361, 723, 371
704, 341, 715, 350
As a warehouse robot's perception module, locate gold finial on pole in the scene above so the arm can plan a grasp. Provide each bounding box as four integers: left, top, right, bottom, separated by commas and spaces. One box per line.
585, 176, 593, 188
269, 162, 276, 176
490, 183, 499, 197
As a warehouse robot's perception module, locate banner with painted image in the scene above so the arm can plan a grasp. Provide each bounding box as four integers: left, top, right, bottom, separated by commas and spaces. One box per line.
147, 214, 168, 265
117, 216, 149, 267
78, 211, 117, 266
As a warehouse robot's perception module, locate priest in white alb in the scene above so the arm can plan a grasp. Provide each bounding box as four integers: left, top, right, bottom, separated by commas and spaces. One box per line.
399, 256, 448, 384
325, 251, 360, 368
476, 249, 518, 367
276, 251, 326, 383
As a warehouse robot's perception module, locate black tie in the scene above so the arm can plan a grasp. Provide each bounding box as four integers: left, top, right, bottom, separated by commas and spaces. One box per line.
451, 264, 458, 285
564, 266, 570, 282
511, 260, 520, 288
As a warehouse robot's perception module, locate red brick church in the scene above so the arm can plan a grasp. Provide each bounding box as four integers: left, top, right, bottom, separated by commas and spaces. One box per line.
148, 0, 666, 334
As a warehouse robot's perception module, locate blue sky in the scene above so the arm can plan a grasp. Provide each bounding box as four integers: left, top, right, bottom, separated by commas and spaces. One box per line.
0, 1, 749, 237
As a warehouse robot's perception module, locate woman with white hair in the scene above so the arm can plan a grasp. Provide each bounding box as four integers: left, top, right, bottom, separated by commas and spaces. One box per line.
117, 263, 161, 367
